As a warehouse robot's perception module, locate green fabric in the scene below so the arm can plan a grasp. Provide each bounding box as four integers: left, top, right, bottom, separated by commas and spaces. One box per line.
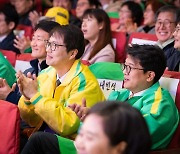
0, 52, 16, 87
107, 12, 119, 18
24, 47, 32, 53
89, 62, 124, 80
108, 82, 179, 150
57, 135, 77, 154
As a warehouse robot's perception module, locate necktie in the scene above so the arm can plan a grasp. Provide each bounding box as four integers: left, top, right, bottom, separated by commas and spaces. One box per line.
56, 79, 61, 87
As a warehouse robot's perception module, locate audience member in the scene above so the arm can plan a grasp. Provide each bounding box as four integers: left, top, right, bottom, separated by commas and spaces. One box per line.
75, 0, 101, 20
137, 0, 165, 34
111, 1, 143, 34
101, 0, 123, 13
21, 102, 151, 154
17, 24, 105, 137
30, 0, 81, 28
166, 17, 180, 71
13, 0, 34, 26
155, 5, 180, 71
0, 3, 20, 53
0, 20, 60, 104
81, 9, 115, 64
108, 44, 179, 149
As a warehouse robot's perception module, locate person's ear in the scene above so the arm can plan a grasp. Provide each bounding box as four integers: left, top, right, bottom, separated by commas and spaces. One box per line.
69, 49, 78, 60
146, 71, 155, 82
99, 22, 104, 30
8, 22, 15, 30
114, 141, 127, 154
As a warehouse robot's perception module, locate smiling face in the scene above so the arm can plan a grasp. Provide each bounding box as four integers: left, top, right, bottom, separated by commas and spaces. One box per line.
123, 54, 153, 94
31, 29, 49, 61
75, 114, 118, 154
155, 11, 176, 43
45, 33, 75, 70
143, 4, 155, 27
81, 15, 103, 44
119, 5, 132, 25
173, 23, 180, 50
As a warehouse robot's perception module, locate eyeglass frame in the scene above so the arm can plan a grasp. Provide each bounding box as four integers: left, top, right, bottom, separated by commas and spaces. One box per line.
122, 63, 145, 74
44, 40, 66, 51
155, 19, 175, 27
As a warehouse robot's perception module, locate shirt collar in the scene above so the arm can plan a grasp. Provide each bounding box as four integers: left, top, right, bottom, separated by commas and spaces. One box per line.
0, 34, 7, 42
56, 71, 69, 83
156, 38, 174, 49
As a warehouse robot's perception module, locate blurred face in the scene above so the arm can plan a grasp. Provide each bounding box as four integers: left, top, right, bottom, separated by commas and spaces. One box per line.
0, 13, 12, 36
119, 5, 132, 25
31, 29, 49, 61
173, 23, 180, 50
155, 12, 176, 43
46, 34, 73, 69
53, 0, 71, 11
14, 0, 32, 15
76, 0, 90, 19
123, 55, 151, 93
75, 114, 117, 154
143, 4, 155, 26
81, 15, 102, 44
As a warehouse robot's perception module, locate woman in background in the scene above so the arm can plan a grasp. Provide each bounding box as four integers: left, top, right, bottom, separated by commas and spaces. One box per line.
81, 8, 115, 64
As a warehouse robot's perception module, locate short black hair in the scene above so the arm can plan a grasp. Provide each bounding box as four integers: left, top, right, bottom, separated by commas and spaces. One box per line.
34, 20, 60, 33
0, 3, 19, 29
155, 5, 180, 24
88, 101, 151, 154
49, 24, 85, 59
126, 44, 166, 83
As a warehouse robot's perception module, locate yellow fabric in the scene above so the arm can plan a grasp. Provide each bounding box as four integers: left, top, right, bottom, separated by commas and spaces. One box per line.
18, 60, 105, 136
45, 7, 69, 25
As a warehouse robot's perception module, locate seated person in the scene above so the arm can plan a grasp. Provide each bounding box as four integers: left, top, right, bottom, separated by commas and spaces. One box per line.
172, 17, 180, 71
0, 52, 16, 88
137, 0, 165, 34
108, 44, 179, 149
13, 0, 34, 26
21, 101, 151, 154
155, 5, 180, 71
0, 20, 60, 104
111, 1, 143, 34
75, 0, 101, 21
81, 9, 115, 64
0, 3, 20, 54
17, 24, 105, 137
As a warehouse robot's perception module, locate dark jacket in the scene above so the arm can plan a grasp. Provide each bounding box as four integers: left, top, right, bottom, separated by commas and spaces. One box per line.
0, 32, 20, 54
6, 59, 48, 104
163, 41, 180, 72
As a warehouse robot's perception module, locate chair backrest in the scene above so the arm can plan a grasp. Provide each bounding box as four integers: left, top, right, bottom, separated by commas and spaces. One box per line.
112, 31, 127, 63
15, 53, 33, 72
160, 72, 180, 149
0, 50, 17, 67
89, 62, 124, 99
0, 100, 20, 154
128, 32, 158, 45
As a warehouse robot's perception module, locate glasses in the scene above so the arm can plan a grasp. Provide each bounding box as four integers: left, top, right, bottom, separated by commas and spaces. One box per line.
155, 20, 175, 27
45, 40, 66, 51
122, 64, 144, 74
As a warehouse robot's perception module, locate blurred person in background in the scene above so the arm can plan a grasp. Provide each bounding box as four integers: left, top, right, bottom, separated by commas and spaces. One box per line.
137, 0, 165, 34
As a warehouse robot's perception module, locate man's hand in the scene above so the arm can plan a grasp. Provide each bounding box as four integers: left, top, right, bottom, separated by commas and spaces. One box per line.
16, 71, 38, 100
0, 78, 16, 100
68, 98, 90, 121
